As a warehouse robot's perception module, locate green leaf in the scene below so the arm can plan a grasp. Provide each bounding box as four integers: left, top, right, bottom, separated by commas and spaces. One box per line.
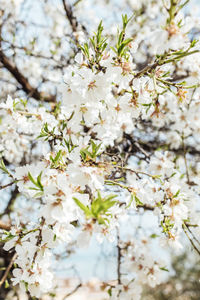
64, 137, 77, 153
5, 280, 9, 289
80, 141, 102, 162
101, 199, 117, 211
37, 122, 49, 139
135, 195, 143, 207
73, 197, 92, 218
80, 149, 87, 161
73, 192, 117, 224
122, 14, 132, 30
173, 189, 180, 198
126, 193, 134, 209
70, 220, 79, 227
91, 193, 117, 221
33, 191, 44, 198
28, 172, 38, 186
160, 266, 169, 272
80, 20, 107, 66
0, 159, 11, 176
50, 150, 63, 168
19, 98, 28, 108
190, 39, 198, 48
117, 38, 132, 56
150, 233, 159, 238
28, 172, 43, 191
37, 171, 43, 190
108, 287, 112, 296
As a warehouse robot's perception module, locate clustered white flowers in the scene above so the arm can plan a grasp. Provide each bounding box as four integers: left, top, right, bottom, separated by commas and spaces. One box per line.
1, 0, 200, 299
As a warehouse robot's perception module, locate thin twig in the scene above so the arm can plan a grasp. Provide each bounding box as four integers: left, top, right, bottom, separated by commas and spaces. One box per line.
0, 186, 18, 217
134, 141, 150, 159
0, 253, 17, 288
73, 0, 83, 7
0, 50, 56, 103
62, 283, 82, 299
62, 0, 87, 44
117, 233, 121, 285
62, 0, 79, 44
182, 223, 200, 256
186, 224, 200, 248
0, 181, 16, 190
182, 134, 190, 184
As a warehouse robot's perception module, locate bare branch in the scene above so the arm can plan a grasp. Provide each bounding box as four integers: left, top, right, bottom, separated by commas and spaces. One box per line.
0, 181, 16, 190
0, 253, 17, 289
62, 0, 78, 34
117, 230, 122, 285
62, 283, 82, 299
0, 50, 56, 102
0, 221, 11, 231
182, 223, 200, 256
0, 186, 19, 217
62, 0, 87, 44
73, 0, 83, 6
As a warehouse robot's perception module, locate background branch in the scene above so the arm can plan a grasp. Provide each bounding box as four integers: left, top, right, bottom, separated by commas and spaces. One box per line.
0, 50, 56, 102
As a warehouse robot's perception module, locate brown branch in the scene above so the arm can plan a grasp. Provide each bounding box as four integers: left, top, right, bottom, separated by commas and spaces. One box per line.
134, 61, 159, 79
73, 0, 83, 6
0, 50, 56, 102
62, 0, 78, 34
62, 283, 82, 299
182, 134, 190, 184
0, 253, 17, 289
0, 221, 11, 231
0, 181, 16, 190
32, 217, 45, 265
116, 229, 121, 285
137, 204, 154, 210
185, 224, 200, 248
0, 186, 19, 217
133, 141, 150, 159
130, 49, 199, 85
62, 0, 87, 44
2, 39, 66, 66
182, 223, 200, 256
127, 136, 200, 157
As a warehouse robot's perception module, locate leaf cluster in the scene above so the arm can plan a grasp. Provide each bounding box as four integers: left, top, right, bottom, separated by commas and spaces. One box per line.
111, 14, 133, 60
28, 171, 44, 197
80, 21, 107, 71
73, 191, 117, 225
50, 150, 65, 169
80, 140, 102, 162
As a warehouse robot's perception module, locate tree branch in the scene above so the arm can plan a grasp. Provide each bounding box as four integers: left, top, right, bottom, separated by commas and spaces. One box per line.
0, 181, 16, 190
116, 229, 121, 285
0, 186, 18, 217
62, 0, 78, 34
0, 253, 17, 289
0, 221, 11, 231
182, 223, 200, 256
0, 50, 56, 102
62, 283, 82, 299
62, 0, 87, 44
